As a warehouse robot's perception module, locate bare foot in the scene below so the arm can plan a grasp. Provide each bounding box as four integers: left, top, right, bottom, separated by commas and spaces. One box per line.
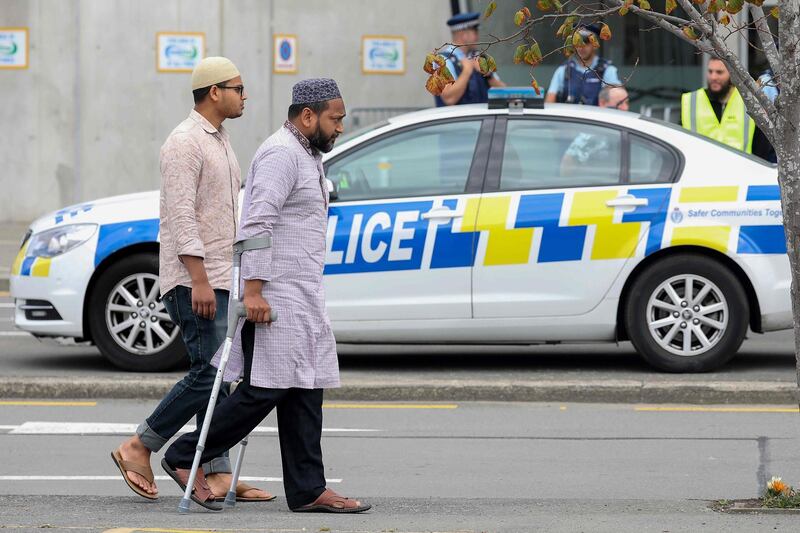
117, 436, 158, 496
206, 472, 274, 500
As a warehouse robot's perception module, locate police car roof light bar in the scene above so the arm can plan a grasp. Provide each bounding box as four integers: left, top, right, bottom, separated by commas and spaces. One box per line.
488, 87, 544, 111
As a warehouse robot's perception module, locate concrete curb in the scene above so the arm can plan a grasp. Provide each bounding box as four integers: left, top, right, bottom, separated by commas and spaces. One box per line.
0, 376, 797, 403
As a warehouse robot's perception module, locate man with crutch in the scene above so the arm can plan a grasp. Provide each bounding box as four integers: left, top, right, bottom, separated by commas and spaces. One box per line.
162, 78, 370, 513
110, 56, 272, 506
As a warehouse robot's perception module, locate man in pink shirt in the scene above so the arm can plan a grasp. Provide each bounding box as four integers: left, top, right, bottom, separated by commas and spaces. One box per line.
110, 57, 271, 510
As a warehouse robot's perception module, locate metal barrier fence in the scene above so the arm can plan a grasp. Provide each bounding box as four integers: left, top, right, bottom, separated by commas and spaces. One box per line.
639, 104, 681, 124
346, 107, 427, 130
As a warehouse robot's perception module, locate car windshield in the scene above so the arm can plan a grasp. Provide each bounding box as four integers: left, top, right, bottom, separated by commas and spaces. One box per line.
639, 115, 776, 168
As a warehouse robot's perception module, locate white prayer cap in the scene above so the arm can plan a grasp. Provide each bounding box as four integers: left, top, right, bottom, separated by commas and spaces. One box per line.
191, 57, 241, 91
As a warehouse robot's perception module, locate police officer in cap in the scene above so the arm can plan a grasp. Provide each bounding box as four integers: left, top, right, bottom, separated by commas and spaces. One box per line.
436, 12, 505, 106
545, 24, 621, 106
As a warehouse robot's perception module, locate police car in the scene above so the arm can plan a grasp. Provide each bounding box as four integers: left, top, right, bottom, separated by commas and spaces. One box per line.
11, 88, 789, 373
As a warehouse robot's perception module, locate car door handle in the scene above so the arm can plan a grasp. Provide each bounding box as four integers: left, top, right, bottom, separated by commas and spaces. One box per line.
421, 208, 463, 220
606, 195, 648, 208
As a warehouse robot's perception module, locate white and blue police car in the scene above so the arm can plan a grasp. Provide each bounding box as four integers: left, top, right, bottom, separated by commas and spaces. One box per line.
11, 88, 790, 372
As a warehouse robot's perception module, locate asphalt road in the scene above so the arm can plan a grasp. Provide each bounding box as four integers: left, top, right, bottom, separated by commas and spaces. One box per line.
1, 297, 796, 385
0, 399, 798, 532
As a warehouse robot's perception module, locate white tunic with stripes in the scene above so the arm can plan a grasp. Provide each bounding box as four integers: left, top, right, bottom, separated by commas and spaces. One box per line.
212, 123, 339, 389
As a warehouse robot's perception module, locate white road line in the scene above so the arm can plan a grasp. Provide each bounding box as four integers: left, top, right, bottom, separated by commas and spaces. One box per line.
0, 304, 16, 308
7, 421, 379, 435
0, 476, 342, 483
0, 332, 28, 336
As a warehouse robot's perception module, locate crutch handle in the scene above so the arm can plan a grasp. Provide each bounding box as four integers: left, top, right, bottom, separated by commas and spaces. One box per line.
233, 303, 278, 320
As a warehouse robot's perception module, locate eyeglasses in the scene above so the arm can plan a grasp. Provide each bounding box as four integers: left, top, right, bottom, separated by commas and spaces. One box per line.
217, 85, 245, 97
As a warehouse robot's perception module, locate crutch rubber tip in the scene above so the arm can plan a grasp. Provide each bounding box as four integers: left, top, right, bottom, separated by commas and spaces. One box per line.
178, 497, 192, 513
224, 491, 237, 507
270, 310, 278, 322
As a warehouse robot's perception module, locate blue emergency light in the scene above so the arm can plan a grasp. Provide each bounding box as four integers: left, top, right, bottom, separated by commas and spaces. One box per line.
488, 87, 544, 110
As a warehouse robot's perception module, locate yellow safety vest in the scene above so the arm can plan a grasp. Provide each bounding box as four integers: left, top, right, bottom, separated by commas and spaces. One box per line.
681, 88, 755, 154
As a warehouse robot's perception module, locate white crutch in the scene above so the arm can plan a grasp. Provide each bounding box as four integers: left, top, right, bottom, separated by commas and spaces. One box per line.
179, 237, 276, 513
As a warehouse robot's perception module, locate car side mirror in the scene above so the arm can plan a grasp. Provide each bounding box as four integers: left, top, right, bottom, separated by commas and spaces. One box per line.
326, 178, 338, 202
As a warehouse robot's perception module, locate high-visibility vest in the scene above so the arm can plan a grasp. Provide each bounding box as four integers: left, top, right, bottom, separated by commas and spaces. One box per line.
681, 88, 755, 154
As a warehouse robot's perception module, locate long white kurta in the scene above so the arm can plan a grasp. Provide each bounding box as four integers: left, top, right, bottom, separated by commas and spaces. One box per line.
212, 124, 339, 389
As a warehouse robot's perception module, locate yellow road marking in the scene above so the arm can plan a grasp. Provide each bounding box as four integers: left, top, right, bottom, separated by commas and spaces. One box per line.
636, 406, 799, 413
0, 401, 97, 407
323, 403, 458, 409
103, 527, 320, 533
559, 406, 567, 411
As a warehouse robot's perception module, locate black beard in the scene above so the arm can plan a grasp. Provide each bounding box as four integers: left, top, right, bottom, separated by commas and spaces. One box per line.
309, 125, 335, 153
708, 82, 732, 102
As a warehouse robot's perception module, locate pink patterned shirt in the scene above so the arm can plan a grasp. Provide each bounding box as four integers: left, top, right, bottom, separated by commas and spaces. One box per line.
158, 110, 241, 295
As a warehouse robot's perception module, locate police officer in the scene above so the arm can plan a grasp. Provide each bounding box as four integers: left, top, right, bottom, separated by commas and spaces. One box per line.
681, 56, 774, 161
435, 12, 505, 106
545, 24, 621, 106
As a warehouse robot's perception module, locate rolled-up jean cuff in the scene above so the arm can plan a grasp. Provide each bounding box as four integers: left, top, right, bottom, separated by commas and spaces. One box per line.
136, 421, 168, 453
203, 456, 232, 475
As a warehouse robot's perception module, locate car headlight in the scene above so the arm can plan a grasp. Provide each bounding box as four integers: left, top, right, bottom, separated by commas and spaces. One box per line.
26, 224, 97, 258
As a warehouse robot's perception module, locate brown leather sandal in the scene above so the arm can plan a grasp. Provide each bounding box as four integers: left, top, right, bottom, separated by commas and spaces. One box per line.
110, 449, 157, 500
160, 458, 222, 511
292, 488, 371, 513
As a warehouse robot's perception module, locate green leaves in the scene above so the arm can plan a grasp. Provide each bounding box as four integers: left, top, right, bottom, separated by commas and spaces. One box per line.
619, 0, 634, 16
423, 54, 452, 96
599, 23, 612, 41
556, 16, 577, 38
483, 1, 497, 19
514, 7, 532, 26
537, 0, 553, 12
666, 0, 677, 15
682, 26, 700, 40
725, 0, 743, 14
514, 44, 527, 64
524, 42, 543, 66
478, 53, 497, 75
706, 0, 726, 14
771, 6, 780, 18
638, 0, 652, 10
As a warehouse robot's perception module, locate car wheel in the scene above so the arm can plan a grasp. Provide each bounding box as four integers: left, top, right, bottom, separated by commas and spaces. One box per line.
88, 253, 186, 371
624, 254, 749, 372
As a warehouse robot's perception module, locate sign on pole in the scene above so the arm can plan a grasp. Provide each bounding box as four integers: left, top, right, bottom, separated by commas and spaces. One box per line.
156, 32, 205, 73
0, 28, 28, 69
274, 34, 298, 74
361, 35, 405, 75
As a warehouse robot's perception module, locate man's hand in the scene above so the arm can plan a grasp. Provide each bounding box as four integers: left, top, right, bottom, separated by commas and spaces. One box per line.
461, 57, 477, 76
180, 255, 216, 320
192, 280, 217, 320
243, 279, 273, 324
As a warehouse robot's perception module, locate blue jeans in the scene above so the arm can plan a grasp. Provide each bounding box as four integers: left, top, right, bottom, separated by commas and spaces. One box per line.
136, 285, 232, 474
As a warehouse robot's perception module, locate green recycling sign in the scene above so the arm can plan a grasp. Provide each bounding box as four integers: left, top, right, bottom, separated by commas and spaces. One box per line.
0, 28, 28, 69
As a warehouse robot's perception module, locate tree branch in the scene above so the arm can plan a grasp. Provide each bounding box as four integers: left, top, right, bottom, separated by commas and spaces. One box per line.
750, 5, 781, 77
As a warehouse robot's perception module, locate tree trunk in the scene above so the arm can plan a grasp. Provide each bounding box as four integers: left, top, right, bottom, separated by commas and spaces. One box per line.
776, 1, 800, 405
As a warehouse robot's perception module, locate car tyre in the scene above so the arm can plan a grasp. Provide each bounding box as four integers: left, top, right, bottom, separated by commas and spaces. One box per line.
88, 253, 186, 371
624, 254, 749, 372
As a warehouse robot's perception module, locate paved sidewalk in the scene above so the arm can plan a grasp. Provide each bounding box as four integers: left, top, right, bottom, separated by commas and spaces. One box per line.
0, 222, 30, 292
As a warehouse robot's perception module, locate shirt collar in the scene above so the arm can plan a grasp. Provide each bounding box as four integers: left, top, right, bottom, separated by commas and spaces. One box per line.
284, 120, 317, 157
189, 109, 227, 138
